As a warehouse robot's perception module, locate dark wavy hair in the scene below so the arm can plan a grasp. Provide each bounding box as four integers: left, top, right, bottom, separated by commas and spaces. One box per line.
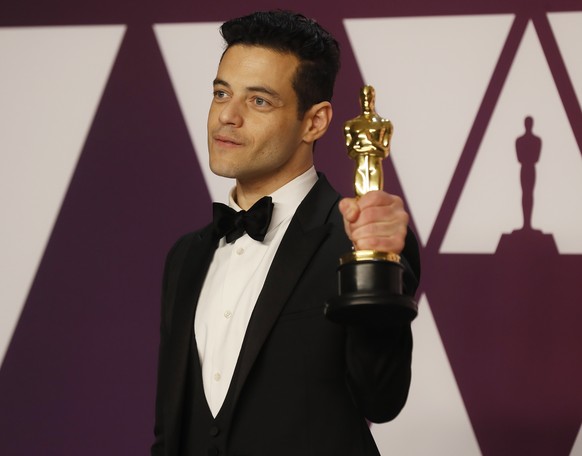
220, 10, 341, 118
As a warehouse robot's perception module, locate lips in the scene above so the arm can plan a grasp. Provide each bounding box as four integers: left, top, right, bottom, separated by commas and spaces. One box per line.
213, 134, 243, 147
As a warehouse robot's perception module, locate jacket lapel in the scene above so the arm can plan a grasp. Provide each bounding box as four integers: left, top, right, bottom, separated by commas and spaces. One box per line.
228, 174, 341, 409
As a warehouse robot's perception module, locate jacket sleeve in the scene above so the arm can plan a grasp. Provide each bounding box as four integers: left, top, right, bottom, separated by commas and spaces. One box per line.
151, 235, 190, 456
151, 320, 168, 456
344, 228, 420, 423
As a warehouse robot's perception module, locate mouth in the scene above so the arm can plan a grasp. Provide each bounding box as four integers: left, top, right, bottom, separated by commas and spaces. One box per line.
213, 134, 243, 147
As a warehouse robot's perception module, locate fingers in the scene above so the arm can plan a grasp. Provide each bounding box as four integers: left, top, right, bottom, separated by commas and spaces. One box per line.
339, 197, 360, 223
340, 191, 409, 254
339, 197, 359, 242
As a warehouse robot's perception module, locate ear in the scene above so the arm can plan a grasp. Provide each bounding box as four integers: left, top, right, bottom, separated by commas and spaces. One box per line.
302, 101, 333, 143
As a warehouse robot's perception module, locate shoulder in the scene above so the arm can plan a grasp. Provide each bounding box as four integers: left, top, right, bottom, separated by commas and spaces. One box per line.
164, 223, 214, 269
293, 172, 343, 226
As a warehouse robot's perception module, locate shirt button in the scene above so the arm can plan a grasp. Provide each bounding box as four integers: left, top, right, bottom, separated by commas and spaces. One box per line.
224, 310, 232, 319
214, 372, 221, 382
236, 247, 245, 255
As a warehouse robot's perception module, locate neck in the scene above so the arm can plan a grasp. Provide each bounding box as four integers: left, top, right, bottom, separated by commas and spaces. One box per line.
235, 164, 312, 210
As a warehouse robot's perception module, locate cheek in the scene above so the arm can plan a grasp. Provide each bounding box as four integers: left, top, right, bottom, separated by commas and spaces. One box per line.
207, 105, 218, 131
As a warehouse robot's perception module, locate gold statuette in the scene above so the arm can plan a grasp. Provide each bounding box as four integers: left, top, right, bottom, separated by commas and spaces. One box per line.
344, 85, 393, 197
324, 85, 417, 326
341, 85, 398, 265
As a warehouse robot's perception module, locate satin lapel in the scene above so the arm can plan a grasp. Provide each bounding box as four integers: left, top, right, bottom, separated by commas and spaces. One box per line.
229, 175, 341, 408
165, 225, 216, 453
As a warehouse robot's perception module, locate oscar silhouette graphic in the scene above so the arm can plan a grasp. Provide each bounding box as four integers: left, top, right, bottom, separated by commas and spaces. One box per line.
496, 116, 558, 255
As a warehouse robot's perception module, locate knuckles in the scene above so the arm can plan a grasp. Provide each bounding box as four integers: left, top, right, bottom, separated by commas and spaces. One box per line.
341, 191, 409, 254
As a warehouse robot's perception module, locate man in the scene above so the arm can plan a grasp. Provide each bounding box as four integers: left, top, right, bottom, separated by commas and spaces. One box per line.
152, 10, 420, 456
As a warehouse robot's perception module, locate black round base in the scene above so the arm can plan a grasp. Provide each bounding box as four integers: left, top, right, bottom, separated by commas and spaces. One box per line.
325, 292, 417, 326
324, 258, 417, 326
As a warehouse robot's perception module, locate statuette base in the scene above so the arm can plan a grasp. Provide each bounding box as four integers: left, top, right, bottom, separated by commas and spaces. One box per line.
325, 259, 417, 326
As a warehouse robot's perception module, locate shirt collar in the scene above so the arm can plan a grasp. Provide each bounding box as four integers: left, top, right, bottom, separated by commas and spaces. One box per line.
227, 166, 318, 232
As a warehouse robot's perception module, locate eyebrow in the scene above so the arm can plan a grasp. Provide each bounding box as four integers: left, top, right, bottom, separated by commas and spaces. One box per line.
213, 78, 281, 100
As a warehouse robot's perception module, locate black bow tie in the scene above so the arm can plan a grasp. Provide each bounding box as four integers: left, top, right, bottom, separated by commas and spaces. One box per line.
212, 196, 274, 243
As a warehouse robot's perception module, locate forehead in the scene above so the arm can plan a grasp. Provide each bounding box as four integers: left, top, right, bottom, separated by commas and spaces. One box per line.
216, 45, 300, 93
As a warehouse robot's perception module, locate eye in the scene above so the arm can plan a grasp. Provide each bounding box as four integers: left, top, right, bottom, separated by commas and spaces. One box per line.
254, 97, 267, 106
213, 90, 228, 100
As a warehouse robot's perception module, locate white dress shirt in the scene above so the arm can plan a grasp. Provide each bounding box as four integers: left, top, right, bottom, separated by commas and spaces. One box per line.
194, 167, 318, 417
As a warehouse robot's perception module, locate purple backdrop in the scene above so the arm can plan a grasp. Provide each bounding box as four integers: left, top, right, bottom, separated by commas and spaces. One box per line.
1, 0, 581, 455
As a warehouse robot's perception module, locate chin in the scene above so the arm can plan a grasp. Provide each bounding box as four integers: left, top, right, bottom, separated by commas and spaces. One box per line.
209, 162, 237, 179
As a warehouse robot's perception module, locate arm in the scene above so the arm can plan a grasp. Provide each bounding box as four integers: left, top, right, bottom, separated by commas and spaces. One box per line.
151, 324, 168, 456
151, 236, 190, 455
345, 322, 413, 422
151, 248, 174, 456
339, 192, 420, 422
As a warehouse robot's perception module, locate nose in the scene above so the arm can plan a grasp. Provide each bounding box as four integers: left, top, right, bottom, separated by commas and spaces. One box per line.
218, 98, 243, 127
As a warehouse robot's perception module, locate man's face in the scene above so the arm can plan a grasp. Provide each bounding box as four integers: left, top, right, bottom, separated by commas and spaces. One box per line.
207, 45, 313, 192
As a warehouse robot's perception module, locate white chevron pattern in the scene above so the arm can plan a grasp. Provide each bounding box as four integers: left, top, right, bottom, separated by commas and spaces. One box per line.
0, 25, 126, 367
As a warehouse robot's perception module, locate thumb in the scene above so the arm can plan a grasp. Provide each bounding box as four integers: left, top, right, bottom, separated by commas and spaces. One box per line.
339, 197, 360, 223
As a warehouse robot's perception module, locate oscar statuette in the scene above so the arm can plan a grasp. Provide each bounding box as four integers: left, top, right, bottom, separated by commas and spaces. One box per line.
325, 85, 418, 326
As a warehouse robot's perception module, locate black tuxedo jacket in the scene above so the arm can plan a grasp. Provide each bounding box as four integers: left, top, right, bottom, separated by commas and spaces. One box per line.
152, 174, 420, 456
